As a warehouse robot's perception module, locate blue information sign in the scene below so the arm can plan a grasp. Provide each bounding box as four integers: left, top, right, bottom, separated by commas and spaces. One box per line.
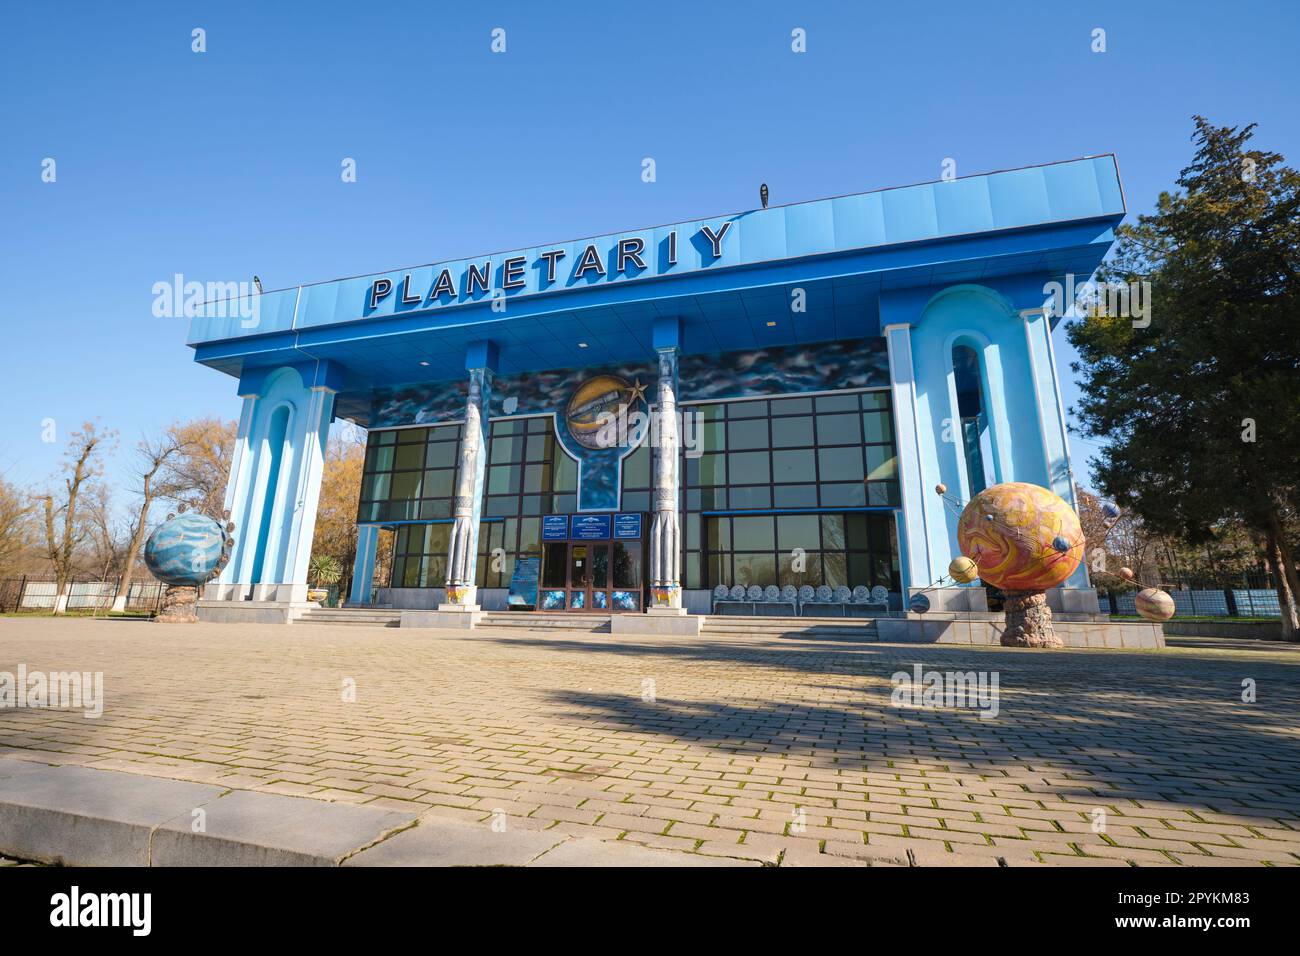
613, 513, 642, 539
542, 515, 569, 540
570, 514, 611, 540
507, 556, 541, 608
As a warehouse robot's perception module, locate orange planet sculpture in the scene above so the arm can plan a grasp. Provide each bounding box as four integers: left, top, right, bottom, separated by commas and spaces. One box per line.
1135, 588, 1176, 622
956, 482, 1084, 592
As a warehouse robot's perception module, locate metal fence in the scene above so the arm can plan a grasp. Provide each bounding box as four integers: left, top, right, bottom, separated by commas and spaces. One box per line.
1103, 587, 1282, 618
0, 576, 166, 614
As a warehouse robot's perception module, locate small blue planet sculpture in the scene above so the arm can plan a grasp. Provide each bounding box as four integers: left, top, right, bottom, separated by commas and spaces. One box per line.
908, 592, 931, 614
144, 511, 230, 586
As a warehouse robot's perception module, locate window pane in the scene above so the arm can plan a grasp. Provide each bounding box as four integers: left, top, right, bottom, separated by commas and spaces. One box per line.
823, 552, 848, 588
419, 499, 451, 519
696, 421, 725, 452
727, 486, 771, 509
815, 394, 859, 413
707, 552, 730, 588
425, 442, 457, 469
727, 419, 768, 450
490, 436, 523, 464
773, 484, 818, 508
394, 444, 423, 471
732, 515, 774, 551
397, 428, 427, 444
777, 514, 820, 552
423, 469, 454, 498
845, 513, 870, 551
867, 481, 897, 506
863, 411, 893, 444
772, 448, 815, 483
779, 551, 822, 587
692, 453, 727, 486
861, 391, 890, 410
553, 455, 577, 492
488, 465, 518, 495
817, 413, 862, 446
621, 491, 649, 512
733, 553, 776, 586
818, 447, 864, 482
518, 517, 540, 554
612, 542, 641, 588
848, 552, 874, 588
542, 542, 567, 587
866, 446, 897, 480
623, 444, 650, 487
728, 451, 770, 484
770, 397, 812, 415
391, 471, 422, 500
821, 514, 846, 551
771, 417, 814, 448
706, 517, 730, 551
524, 464, 547, 494
820, 483, 867, 507
728, 400, 768, 419
525, 434, 550, 462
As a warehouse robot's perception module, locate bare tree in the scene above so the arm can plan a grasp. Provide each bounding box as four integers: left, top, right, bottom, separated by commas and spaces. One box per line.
111, 430, 185, 613
159, 417, 237, 516
0, 474, 35, 577
41, 422, 114, 613
84, 484, 128, 581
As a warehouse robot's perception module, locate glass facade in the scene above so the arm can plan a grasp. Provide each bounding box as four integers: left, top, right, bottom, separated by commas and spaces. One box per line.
358, 424, 462, 522
359, 387, 901, 596
679, 389, 899, 590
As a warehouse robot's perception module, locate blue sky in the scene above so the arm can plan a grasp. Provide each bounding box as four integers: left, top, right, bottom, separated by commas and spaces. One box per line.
1, 0, 1296, 508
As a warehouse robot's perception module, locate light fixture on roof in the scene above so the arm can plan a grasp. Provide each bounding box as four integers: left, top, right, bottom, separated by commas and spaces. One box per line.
253, 275, 263, 294
760, 183, 769, 209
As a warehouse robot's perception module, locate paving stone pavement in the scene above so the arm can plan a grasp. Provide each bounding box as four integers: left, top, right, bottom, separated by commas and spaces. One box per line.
1, 617, 1298, 867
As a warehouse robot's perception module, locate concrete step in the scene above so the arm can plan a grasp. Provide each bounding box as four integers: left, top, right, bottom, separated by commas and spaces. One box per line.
0, 757, 754, 867
478, 613, 611, 633
702, 616, 879, 641
295, 608, 401, 627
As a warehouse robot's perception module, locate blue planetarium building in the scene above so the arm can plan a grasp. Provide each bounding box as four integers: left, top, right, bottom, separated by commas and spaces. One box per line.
188, 156, 1124, 633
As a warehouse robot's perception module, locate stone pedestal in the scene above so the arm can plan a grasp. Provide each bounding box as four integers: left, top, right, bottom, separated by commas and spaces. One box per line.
1001, 590, 1061, 648
610, 608, 703, 637
156, 586, 199, 623
400, 605, 481, 629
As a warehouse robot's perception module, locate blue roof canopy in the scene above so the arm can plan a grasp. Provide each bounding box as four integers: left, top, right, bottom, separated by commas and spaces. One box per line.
189, 155, 1124, 424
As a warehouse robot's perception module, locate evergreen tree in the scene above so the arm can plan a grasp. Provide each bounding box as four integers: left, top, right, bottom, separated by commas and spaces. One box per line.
1068, 117, 1300, 637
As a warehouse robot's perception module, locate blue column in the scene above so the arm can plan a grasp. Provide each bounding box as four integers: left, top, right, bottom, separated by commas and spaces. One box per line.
350, 525, 379, 606
885, 322, 932, 594
212, 360, 343, 603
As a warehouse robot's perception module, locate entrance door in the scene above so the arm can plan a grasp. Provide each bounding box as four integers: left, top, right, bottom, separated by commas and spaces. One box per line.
537, 536, 641, 612
566, 542, 610, 611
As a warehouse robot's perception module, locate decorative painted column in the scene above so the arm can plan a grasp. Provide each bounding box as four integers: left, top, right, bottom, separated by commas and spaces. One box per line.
610, 317, 701, 636
649, 319, 682, 611
442, 342, 497, 610
349, 524, 379, 606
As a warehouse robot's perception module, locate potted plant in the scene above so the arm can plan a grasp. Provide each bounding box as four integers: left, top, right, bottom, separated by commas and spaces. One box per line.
307, 554, 342, 605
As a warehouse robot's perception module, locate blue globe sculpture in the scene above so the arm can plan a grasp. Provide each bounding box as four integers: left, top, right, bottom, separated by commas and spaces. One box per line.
144, 511, 229, 587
